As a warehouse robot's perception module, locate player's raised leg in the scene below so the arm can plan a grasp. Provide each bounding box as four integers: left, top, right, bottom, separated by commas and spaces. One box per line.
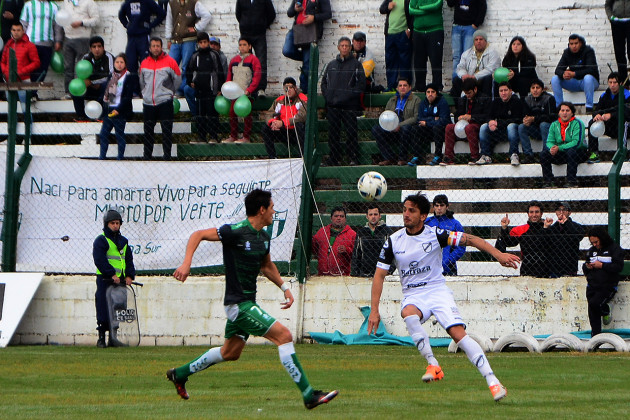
449, 326, 507, 401
265, 321, 339, 409
402, 305, 443, 382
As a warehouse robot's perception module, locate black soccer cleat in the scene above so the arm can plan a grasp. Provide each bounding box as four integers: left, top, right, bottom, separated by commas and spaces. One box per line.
166, 368, 189, 400
304, 389, 339, 409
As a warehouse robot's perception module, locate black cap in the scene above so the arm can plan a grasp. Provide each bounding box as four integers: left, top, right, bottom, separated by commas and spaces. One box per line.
353, 31, 366, 41
433, 194, 449, 206
556, 201, 571, 211
103, 209, 123, 226
283, 77, 297, 86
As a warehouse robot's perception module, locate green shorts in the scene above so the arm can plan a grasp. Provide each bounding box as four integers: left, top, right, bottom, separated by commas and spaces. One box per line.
224, 301, 277, 341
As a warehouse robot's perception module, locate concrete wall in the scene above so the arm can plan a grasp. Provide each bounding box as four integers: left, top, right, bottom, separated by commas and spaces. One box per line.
12, 275, 629, 345
41, 0, 614, 98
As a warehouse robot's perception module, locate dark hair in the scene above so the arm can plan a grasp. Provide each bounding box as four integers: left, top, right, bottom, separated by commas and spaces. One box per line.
497, 81, 511, 90
330, 206, 347, 217
587, 226, 615, 249
432, 194, 449, 206
238, 36, 251, 45
11, 21, 23, 29
114, 53, 128, 66
244, 189, 272, 216
530, 78, 545, 89
337, 36, 352, 45
403, 193, 431, 215
608, 72, 621, 84
503, 36, 536, 69
89, 36, 104, 47
558, 101, 576, 115
366, 203, 381, 214
568, 33, 582, 42
197, 31, 210, 42
426, 82, 442, 95
462, 78, 478, 92
150, 36, 163, 46
527, 200, 544, 213
397, 76, 412, 86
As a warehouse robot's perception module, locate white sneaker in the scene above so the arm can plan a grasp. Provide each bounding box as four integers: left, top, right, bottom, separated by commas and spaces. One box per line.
510, 153, 520, 166
476, 155, 492, 165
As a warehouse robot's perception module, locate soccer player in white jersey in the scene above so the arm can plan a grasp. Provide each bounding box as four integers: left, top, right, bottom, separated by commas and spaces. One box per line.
368, 193, 520, 402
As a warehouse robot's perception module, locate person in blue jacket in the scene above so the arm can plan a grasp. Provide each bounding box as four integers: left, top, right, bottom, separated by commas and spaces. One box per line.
118, 0, 166, 95
408, 83, 451, 166
92, 209, 136, 347
425, 194, 466, 275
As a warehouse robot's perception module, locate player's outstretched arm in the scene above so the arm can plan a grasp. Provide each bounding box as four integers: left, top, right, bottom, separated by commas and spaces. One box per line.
461, 232, 521, 268
261, 254, 294, 309
173, 228, 220, 283
368, 268, 387, 334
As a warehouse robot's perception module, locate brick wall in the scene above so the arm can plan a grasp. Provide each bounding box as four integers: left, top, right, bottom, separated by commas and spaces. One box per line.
41, 0, 613, 98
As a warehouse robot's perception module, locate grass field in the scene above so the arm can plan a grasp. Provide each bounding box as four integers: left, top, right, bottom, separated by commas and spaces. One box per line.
1, 344, 629, 419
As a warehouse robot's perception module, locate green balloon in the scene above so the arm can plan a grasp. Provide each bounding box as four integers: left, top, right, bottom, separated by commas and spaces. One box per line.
233, 95, 252, 117
214, 95, 231, 116
68, 78, 87, 96
173, 98, 181, 114
494, 67, 510, 83
50, 51, 64, 74
75, 59, 93, 80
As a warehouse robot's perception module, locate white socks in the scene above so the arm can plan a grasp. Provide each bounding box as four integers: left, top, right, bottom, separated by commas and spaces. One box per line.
457, 335, 499, 386
189, 347, 225, 374
404, 315, 439, 366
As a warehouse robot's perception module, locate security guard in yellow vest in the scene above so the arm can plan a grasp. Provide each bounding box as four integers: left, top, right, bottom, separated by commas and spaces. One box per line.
92, 209, 136, 348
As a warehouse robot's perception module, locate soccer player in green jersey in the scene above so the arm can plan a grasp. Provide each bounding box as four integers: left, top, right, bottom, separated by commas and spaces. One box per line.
168, 189, 338, 409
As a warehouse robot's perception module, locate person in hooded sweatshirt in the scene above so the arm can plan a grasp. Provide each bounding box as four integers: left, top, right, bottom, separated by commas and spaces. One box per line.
92, 209, 136, 348
425, 194, 465, 275
551, 33, 600, 112
1, 21, 40, 109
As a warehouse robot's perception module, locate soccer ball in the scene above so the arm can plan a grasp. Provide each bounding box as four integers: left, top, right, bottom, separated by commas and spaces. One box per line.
357, 171, 387, 201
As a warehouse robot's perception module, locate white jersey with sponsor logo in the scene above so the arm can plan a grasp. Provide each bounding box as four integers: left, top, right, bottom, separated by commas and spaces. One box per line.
377, 225, 463, 292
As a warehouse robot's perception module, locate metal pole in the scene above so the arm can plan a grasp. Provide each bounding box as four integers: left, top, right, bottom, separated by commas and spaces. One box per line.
295, 44, 320, 284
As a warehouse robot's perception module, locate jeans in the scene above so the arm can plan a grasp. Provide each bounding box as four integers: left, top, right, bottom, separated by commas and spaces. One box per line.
451, 24, 476, 79
517, 122, 551, 154
143, 101, 174, 160
169, 41, 196, 94
99, 109, 127, 160
479, 123, 520, 155
412, 30, 444, 91
551, 74, 600, 108
539, 146, 587, 183
384, 31, 412, 91
183, 84, 198, 116
611, 20, 630, 81
126, 34, 150, 96
282, 29, 311, 94
372, 124, 415, 161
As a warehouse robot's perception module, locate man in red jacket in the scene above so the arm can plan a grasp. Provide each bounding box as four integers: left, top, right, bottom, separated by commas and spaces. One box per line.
1, 22, 40, 108
312, 206, 356, 276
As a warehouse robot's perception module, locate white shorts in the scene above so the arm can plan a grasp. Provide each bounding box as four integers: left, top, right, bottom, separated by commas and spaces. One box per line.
401, 283, 465, 330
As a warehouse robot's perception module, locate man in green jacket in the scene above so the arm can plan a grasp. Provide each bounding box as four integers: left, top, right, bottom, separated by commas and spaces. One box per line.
373, 77, 421, 165
539, 101, 587, 187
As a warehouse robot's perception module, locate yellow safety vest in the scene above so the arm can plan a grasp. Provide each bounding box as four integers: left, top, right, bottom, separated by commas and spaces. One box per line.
96, 233, 127, 277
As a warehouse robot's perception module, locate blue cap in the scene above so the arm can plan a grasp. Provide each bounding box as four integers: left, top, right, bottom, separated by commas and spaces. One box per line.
209, 36, 220, 44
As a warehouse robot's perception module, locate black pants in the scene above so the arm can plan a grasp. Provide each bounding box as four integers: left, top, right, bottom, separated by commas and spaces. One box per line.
409, 124, 446, 158
195, 94, 219, 141
143, 101, 174, 160
262, 122, 304, 158
611, 20, 630, 83
539, 147, 587, 183
327, 107, 359, 164
586, 285, 617, 337
587, 117, 617, 152
95, 276, 110, 332
412, 29, 444, 92
244, 33, 268, 92
72, 83, 106, 119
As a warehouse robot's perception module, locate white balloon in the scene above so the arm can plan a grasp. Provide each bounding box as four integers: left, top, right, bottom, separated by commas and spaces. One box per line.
454, 120, 469, 139
378, 110, 399, 132
590, 120, 606, 138
85, 101, 103, 119
221, 81, 244, 100
55, 9, 72, 27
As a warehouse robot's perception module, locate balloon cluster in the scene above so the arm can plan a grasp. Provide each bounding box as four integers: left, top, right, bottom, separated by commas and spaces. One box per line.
68, 60, 92, 96
215, 81, 251, 117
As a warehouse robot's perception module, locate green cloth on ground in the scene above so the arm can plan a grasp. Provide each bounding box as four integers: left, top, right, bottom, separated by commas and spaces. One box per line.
308, 306, 452, 347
